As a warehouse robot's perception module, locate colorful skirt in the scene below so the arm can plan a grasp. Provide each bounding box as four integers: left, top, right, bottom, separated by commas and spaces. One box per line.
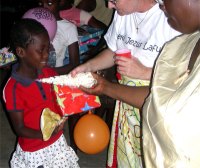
10, 134, 79, 168
107, 76, 149, 168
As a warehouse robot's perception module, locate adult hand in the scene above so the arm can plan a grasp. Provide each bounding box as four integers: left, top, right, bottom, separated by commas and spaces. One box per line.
115, 56, 152, 80
79, 73, 109, 95
70, 62, 92, 77
71, 48, 115, 77
80, 72, 149, 109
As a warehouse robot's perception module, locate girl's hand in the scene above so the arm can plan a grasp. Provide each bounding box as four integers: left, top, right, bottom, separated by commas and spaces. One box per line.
114, 56, 152, 80
52, 117, 67, 136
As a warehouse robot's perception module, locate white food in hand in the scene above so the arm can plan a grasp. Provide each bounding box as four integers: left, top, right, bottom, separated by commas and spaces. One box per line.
38, 72, 96, 88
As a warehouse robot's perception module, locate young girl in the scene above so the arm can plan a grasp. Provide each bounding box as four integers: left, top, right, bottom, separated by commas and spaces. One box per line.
3, 18, 79, 168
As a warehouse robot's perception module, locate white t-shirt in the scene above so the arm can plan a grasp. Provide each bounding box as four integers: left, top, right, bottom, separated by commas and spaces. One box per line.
52, 20, 78, 67
104, 4, 181, 68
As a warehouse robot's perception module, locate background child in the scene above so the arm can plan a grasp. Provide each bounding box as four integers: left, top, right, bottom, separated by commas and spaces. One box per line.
38, 1, 80, 75
74, 0, 113, 26
59, 0, 106, 29
3, 18, 79, 168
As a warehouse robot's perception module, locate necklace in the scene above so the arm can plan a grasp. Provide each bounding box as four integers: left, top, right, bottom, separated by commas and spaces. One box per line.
133, 9, 150, 33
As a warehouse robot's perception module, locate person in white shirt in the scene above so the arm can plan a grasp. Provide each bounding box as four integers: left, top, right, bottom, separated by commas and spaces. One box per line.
70, 0, 180, 167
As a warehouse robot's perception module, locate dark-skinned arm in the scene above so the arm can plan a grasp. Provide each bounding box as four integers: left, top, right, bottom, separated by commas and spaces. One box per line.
54, 41, 80, 75
8, 112, 43, 139
80, 73, 150, 109
84, 35, 107, 58
88, 16, 107, 29
76, 0, 96, 12
8, 111, 67, 139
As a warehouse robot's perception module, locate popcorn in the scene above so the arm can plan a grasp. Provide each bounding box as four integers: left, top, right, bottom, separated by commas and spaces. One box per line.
0, 47, 17, 67
38, 72, 97, 88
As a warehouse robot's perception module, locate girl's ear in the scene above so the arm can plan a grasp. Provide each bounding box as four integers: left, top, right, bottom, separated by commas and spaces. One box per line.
16, 47, 25, 58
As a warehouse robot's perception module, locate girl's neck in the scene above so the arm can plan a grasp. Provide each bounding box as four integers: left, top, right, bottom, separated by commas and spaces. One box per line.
55, 14, 62, 21
54, 10, 63, 20
17, 64, 39, 80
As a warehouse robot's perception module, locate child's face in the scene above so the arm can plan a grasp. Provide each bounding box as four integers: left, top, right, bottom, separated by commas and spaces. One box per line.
21, 33, 50, 70
38, 0, 59, 16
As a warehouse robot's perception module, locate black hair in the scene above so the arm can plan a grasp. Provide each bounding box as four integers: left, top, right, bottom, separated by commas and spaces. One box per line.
9, 18, 49, 54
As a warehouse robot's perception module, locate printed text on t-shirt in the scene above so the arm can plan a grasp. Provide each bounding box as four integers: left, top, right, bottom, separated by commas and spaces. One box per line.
117, 34, 161, 52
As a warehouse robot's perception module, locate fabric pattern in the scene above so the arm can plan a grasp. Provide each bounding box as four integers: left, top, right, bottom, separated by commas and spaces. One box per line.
54, 85, 101, 116
10, 134, 79, 168
107, 76, 149, 168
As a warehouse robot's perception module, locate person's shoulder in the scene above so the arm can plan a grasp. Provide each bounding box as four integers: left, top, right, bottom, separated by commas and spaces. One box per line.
148, 3, 165, 19
172, 31, 200, 43
113, 11, 123, 20
58, 20, 77, 29
57, 20, 78, 37
3, 77, 17, 100
108, 11, 124, 25
79, 8, 92, 16
65, 6, 82, 13
60, 6, 80, 16
3, 77, 16, 90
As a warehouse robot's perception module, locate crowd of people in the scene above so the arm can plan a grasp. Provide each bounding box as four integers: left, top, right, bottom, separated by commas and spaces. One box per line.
78, 0, 200, 167
1, 0, 200, 167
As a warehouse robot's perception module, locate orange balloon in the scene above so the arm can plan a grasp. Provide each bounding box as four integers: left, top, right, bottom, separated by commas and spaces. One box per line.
74, 112, 110, 154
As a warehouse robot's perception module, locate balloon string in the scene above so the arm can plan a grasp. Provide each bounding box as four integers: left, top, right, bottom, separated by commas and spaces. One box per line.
88, 110, 92, 114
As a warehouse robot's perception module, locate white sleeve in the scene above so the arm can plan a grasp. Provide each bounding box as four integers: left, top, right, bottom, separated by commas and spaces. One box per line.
80, 10, 92, 26
104, 11, 118, 52
65, 23, 79, 45
53, 20, 79, 67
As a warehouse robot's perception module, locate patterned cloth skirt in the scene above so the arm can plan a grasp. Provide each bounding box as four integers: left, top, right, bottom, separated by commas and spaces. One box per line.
10, 134, 79, 168
107, 76, 150, 168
